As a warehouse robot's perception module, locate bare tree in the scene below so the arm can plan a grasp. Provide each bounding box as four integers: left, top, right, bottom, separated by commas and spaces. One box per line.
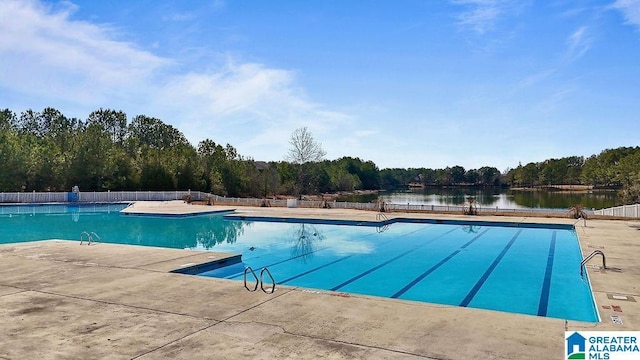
285, 127, 326, 198
285, 127, 326, 164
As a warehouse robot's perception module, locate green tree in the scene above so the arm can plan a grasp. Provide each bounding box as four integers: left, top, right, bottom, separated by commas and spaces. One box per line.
0, 109, 17, 131
478, 166, 501, 186
0, 114, 26, 191
465, 169, 480, 185
67, 123, 113, 190
449, 166, 466, 184
86, 108, 127, 145
198, 139, 228, 194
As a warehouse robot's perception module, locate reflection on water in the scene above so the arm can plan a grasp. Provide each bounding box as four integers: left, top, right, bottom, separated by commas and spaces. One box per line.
288, 223, 325, 262
339, 188, 618, 210
195, 217, 247, 249
461, 224, 481, 234
0, 211, 249, 249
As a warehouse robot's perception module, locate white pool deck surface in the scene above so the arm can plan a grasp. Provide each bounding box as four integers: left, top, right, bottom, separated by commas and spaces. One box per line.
0, 201, 638, 359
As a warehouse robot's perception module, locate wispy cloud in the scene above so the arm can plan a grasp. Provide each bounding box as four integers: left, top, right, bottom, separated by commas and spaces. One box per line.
354, 130, 378, 137
534, 86, 575, 114
565, 26, 592, 61
0, 0, 169, 102
517, 69, 557, 89
162, 12, 197, 22
611, 0, 640, 30
0, 0, 350, 159
212, 0, 226, 10
155, 60, 352, 145
450, 0, 528, 34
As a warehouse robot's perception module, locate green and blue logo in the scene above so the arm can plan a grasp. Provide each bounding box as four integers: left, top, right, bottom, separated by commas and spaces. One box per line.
566, 332, 586, 359
565, 331, 640, 360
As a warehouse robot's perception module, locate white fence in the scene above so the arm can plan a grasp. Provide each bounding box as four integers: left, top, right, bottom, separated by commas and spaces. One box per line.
0, 191, 201, 203
593, 204, 640, 218
0, 191, 588, 217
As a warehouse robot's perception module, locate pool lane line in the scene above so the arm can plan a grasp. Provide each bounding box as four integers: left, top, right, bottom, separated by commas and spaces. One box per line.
278, 254, 358, 284
225, 244, 354, 280
277, 224, 439, 284
225, 222, 435, 282
536, 230, 557, 317
223, 224, 433, 280
459, 229, 523, 307
330, 227, 461, 292
223, 225, 383, 279
391, 228, 491, 299
223, 245, 334, 279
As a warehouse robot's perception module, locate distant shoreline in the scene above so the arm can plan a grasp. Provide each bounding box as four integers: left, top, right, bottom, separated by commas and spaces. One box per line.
510, 185, 618, 192
285, 185, 618, 201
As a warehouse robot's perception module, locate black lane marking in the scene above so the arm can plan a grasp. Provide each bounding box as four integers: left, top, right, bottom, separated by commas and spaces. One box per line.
537, 231, 557, 316
330, 227, 460, 291
459, 229, 523, 307
391, 228, 491, 298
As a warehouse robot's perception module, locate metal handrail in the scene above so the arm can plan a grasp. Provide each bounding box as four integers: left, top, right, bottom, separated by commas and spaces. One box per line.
580, 250, 606, 276
80, 231, 91, 245
260, 267, 276, 294
80, 231, 102, 245
573, 217, 587, 227
243, 266, 259, 292
376, 212, 391, 233
90, 232, 102, 243
376, 212, 389, 222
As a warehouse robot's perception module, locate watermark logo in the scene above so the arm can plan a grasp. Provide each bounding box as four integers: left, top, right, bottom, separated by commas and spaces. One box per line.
565, 331, 640, 360
567, 332, 586, 359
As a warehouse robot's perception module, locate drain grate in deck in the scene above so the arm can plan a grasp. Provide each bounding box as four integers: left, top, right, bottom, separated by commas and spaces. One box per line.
607, 294, 636, 302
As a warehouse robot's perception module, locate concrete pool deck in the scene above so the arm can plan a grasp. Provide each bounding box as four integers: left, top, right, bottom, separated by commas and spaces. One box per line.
0, 202, 638, 359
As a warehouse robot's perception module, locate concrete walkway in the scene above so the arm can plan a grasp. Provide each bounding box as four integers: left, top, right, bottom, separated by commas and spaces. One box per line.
0, 202, 638, 359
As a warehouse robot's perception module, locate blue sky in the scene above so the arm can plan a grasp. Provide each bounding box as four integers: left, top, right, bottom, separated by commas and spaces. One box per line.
1, 0, 639, 171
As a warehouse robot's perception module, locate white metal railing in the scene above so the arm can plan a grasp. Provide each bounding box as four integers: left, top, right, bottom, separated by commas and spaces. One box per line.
593, 204, 640, 218
209, 195, 576, 216
384, 203, 571, 215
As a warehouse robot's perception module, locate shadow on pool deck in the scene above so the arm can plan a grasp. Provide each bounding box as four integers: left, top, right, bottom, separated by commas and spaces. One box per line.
0, 204, 638, 359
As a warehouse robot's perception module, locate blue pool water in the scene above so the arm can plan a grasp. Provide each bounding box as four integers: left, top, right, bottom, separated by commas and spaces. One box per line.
0, 204, 598, 322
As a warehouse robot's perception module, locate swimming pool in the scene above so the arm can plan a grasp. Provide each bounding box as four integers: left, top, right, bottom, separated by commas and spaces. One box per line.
0, 204, 598, 322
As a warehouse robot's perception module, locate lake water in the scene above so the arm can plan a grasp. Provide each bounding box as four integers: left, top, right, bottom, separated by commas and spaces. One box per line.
337, 188, 618, 210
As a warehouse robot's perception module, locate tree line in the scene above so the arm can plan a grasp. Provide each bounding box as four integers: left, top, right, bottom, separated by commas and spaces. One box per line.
1, 107, 638, 204
505, 148, 640, 187
0, 107, 381, 197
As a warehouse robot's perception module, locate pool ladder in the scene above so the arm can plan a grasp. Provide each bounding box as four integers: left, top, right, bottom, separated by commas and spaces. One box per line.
376, 212, 391, 233
580, 250, 606, 276
80, 231, 102, 245
573, 216, 587, 227
243, 266, 276, 294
